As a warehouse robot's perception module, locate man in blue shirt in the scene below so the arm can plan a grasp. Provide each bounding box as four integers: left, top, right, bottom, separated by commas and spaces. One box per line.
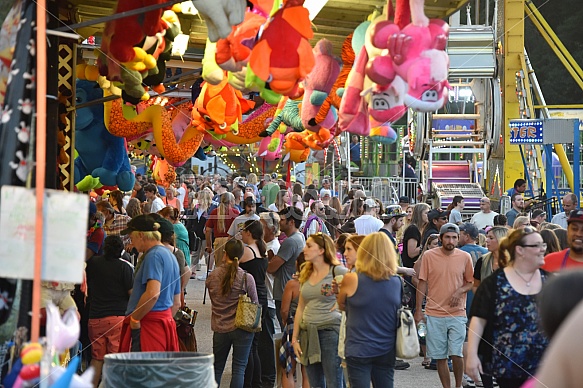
119, 215, 181, 352
505, 193, 525, 227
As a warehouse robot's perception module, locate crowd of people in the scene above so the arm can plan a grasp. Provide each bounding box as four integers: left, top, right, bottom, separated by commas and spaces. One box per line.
42, 170, 583, 388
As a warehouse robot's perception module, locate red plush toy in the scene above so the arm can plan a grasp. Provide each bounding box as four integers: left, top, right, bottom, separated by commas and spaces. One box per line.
105, 0, 171, 63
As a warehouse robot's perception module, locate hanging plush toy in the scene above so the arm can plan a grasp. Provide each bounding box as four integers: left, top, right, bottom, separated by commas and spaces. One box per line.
261, 96, 305, 136
215, 11, 266, 73
190, 0, 247, 42
223, 102, 277, 144
191, 77, 255, 137
315, 34, 355, 127
338, 14, 408, 136
104, 97, 204, 167
367, 0, 450, 112
74, 80, 135, 192
247, 0, 315, 96
300, 39, 341, 133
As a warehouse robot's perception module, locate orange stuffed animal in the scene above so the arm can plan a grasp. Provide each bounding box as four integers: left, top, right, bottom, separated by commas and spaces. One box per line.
105, 98, 204, 167
191, 77, 255, 137
215, 11, 266, 72
248, 0, 315, 95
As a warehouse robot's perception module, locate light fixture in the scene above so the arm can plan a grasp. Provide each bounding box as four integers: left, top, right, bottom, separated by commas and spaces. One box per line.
303, 0, 328, 20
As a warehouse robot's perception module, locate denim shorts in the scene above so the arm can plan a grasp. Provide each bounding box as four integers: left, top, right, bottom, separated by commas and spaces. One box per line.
426, 315, 467, 359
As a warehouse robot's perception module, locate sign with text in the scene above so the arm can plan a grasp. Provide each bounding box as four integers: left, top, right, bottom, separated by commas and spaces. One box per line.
0, 186, 89, 283
509, 120, 543, 144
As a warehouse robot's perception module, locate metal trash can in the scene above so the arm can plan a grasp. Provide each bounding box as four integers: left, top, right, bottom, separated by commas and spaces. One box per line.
102, 352, 215, 387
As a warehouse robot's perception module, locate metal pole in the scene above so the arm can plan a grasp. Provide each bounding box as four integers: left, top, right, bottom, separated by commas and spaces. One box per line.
346, 131, 352, 192
575, 120, 581, 203
331, 144, 336, 195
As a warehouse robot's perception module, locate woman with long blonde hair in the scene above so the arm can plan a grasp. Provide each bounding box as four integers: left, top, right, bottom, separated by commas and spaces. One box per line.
292, 233, 347, 387
206, 239, 258, 387
337, 232, 401, 387
205, 192, 240, 267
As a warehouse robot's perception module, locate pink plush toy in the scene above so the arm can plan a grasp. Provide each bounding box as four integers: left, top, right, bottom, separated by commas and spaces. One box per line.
256, 130, 284, 161
300, 39, 341, 132
367, 0, 450, 112
338, 17, 407, 136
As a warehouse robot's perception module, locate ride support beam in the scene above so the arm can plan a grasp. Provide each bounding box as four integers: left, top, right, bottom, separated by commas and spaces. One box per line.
503, 0, 525, 189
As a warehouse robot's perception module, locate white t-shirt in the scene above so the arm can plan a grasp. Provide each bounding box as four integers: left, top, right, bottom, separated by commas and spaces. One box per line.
227, 213, 260, 237
551, 212, 568, 229
150, 197, 165, 213
266, 238, 281, 309
268, 203, 278, 212
354, 214, 383, 235
176, 186, 186, 205
470, 211, 498, 230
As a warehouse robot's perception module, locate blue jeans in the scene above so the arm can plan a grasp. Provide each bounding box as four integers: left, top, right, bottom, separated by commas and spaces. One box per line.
346, 349, 396, 388
213, 329, 254, 388
304, 328, 343, 388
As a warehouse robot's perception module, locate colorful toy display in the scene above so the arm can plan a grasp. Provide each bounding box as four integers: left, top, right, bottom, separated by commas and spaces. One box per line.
74, 80, 135, 192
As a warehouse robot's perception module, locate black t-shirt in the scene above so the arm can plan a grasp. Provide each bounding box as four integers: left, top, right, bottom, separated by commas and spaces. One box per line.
135, 187, 147, 202
239, 247, 268, 308
421, 226, 439, 248
324, 205, 340, 238
402, 225, 421, 268
86, 255, 134, 319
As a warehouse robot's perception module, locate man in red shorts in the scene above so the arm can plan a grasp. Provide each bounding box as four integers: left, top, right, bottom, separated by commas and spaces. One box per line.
543, 209, 583, 271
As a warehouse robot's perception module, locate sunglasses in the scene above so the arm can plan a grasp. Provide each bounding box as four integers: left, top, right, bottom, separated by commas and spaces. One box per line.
521, 242, 547, 249
439, 216, 448, 220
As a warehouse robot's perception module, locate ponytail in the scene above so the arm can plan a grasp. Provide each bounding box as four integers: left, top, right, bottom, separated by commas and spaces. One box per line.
221, 257, 239, 296
220, 239, 245, 296
498, 237, 510, 268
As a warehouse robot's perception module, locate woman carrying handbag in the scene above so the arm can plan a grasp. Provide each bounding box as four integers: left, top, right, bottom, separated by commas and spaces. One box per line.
206, 239, 258, 388
336, 232, 402, 388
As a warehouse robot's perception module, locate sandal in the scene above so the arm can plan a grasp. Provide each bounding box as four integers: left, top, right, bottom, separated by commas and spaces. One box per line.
422, 359, 431, 367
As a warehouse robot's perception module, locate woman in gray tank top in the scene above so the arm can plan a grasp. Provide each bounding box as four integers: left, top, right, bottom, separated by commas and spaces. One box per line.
291, 233, 347, 387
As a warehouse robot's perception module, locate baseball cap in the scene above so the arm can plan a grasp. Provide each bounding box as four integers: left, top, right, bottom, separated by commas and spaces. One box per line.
219, 179, 229, 189
149, 214, 174, 237
428, 208, 450, 221
120, 214, 161, 235
567, 209, 583, 224
381, 205, 406, 222
440, 223, 460, 235
364, 198, 378, 208
531, 209, 546, 219
399, 196, 410, 204
459, 222, 479, 239
320, 189, 331, 198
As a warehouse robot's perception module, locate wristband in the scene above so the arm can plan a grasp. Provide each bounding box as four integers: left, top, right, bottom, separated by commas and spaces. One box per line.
291, 339, 299, 345
130, 315, 140, 324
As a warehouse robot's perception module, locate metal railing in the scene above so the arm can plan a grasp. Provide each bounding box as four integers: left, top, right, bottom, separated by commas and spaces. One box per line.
336, 177, 419, 205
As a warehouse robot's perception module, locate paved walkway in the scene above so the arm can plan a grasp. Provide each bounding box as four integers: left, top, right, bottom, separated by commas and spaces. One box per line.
185, 268, 446, 387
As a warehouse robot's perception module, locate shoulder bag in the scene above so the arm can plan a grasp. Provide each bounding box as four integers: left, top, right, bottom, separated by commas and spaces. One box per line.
234, 271, 263, 332
396, 277, 420, 359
